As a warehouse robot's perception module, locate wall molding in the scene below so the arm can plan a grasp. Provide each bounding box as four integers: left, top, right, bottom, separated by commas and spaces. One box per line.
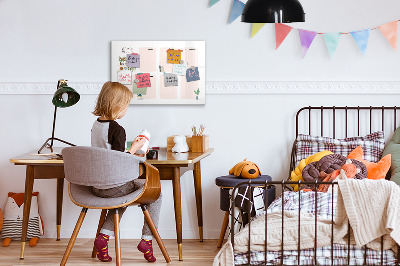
1, 81, 400, 95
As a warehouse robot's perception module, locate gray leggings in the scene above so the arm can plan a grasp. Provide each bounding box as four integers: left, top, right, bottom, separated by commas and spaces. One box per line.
92, 180, 162, 240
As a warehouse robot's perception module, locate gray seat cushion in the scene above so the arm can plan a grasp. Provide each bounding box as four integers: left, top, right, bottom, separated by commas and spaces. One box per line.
69, 180, 145, 208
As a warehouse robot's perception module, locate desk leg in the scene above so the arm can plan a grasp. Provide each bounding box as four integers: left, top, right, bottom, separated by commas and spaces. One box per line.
172, 167, 183, 261
56, 178, 64, 241
193, 161, 203, 242
20, 165, 34, 259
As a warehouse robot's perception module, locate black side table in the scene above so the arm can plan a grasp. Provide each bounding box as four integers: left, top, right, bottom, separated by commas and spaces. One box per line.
215, 175, 275, 248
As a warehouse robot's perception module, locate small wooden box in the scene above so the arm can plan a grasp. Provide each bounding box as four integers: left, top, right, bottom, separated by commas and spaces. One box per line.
167, 135, 192, 151
191, 135, 209, 153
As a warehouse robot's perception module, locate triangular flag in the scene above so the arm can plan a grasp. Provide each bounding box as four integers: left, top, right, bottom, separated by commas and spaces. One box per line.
251, 23, 266, 38
229, 0, 245, 24
298, 29, 317, 58
351, 29, 370, 55
275, 23, 293, 49
209, 0, 220, 7
323, 33, 341, 58
378, 21, 398, 50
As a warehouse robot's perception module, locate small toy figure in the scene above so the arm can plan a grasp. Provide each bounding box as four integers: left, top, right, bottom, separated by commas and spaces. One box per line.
172, 135, 189, 153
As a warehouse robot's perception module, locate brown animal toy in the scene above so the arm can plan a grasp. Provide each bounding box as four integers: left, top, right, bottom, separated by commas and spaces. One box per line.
229, 159, 261, 179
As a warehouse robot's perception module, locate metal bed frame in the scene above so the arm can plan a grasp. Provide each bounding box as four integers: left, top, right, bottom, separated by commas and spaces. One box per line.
230, 106, 400, 266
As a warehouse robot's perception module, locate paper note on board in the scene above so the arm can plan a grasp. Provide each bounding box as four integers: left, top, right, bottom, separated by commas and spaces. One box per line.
117, 70, 132, 85
186, 67, 200, 82
136, 73, 151, 88
132, 83, 148, 95
172, 63, 187, 75
126, 53, 140, 67
167, 49, 182, 64
164, 73, 178, 87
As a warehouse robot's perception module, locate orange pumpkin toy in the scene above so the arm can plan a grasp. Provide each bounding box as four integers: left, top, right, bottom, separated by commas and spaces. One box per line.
229, 159, 261, 179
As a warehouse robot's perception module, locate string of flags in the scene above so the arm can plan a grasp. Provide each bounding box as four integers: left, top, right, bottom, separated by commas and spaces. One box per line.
209, 0, 399, 58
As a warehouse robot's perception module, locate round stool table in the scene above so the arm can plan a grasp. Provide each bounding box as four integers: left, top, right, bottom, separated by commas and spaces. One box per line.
215, 175, 275, 248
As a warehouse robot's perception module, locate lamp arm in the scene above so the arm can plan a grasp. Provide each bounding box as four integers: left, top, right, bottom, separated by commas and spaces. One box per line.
50, 105, 57, 148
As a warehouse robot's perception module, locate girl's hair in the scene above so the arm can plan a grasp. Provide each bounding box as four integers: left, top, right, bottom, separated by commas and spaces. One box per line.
93, 81, 133, 120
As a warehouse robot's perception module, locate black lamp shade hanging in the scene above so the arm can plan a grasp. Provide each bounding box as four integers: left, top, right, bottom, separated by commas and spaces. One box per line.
52, 84, 80, 108
241, 0, 305, 23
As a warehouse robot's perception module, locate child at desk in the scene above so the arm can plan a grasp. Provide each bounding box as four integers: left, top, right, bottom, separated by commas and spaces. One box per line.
91, 81, 162, 263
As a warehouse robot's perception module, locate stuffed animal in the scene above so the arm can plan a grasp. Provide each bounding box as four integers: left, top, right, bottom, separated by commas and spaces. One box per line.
1, 192, 44, 247
172, 135, 189, 153
229, 159, 261, 179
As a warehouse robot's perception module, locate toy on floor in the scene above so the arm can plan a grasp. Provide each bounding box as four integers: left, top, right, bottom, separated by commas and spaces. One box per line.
172, 135, 189, 153
229, 159, 261, 179
1, 192, 44, 247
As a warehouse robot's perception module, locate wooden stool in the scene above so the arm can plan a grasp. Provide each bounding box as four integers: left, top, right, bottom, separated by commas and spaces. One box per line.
215, 175, 275, 248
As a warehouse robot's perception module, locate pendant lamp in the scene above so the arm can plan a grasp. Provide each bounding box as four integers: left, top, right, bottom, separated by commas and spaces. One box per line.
38, 79, 80, 154
241, 0, 305, 23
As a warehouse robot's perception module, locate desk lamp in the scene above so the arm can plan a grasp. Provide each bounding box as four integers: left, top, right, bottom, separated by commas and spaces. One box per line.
38, 79, 80, 154
241, 0, 305, 23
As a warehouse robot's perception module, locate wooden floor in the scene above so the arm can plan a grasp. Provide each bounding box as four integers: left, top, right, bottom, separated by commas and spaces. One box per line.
0, 239, 221, 265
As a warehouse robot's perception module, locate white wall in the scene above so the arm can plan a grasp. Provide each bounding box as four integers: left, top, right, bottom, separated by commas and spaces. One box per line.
1, 0, 400, 239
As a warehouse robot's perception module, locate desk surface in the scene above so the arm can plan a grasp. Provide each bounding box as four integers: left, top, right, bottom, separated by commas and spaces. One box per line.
10, 147, 214, 165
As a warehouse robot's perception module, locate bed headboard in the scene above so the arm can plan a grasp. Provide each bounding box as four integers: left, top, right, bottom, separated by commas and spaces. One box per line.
290, 106, 400, 179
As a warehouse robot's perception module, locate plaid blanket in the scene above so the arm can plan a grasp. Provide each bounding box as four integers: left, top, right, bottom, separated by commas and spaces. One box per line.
234, 191, 397, 265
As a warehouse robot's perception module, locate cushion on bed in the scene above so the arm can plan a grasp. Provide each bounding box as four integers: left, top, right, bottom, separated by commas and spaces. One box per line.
381, 127, 400, 184
301, 154, 368, 189
295, 131, 385, 167
348, 146, 391, 180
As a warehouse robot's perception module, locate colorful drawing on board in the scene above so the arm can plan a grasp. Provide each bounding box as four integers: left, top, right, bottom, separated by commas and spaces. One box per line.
164, 73, 178, 87
126, 53, 140, 67
136, 73, 151, 88
167, 49, 182, 64
186, 67, 200, 82
172, 63, 187, 75
117, 70, 132, 85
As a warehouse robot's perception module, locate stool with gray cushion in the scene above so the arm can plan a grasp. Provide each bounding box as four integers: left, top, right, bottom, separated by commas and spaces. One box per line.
60, 146, 171, 266
215, 175, 275, 248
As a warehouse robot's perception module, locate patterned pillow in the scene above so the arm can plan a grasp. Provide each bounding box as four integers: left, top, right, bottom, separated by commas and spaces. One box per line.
294, 131, 385, 166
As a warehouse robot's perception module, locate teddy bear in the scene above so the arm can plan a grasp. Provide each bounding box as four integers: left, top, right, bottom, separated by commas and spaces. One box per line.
1, 192, 44, 247
172, 135, 189, 153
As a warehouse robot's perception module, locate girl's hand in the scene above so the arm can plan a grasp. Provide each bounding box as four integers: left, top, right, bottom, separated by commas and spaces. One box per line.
129, 137, 147, 155
134, 149, 149, 157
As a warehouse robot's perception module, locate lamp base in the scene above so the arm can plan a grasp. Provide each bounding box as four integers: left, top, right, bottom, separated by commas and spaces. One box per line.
38, 137, 76, 154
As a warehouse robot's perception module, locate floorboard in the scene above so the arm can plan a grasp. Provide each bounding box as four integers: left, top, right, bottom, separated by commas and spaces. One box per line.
0, 239, 222, 265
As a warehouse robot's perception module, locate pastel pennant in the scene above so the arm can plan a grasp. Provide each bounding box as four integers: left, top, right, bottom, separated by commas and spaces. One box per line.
209, 0, 220, 7
275, 23, 293, 49
298, 29, 317, 58
378, 21, 398, 50
323, 33, 341, 58
251, 23, 266, 38
229, 0, 245, 24
351, 29, 370, 55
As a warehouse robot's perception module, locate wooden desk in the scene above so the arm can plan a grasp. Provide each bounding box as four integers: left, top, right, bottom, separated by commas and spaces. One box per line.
10, 147, 213, 261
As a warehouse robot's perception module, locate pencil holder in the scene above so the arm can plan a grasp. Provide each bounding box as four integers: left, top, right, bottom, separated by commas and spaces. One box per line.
191, 135, 209, 153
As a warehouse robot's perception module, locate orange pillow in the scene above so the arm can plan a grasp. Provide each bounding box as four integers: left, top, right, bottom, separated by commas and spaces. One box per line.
347, 146, 391, 180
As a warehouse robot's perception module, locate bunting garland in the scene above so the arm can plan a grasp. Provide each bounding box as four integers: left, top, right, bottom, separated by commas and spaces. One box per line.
323, 33, 341, 58
229, 0, 245, 24
208, 1, 399, 59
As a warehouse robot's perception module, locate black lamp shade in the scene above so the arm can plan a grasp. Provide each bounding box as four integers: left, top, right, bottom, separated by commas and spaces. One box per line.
52, 84, 80, 108
241, 0, 305, 23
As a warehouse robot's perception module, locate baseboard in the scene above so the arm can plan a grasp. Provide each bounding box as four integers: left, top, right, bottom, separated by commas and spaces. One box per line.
1, 81, 400, 95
